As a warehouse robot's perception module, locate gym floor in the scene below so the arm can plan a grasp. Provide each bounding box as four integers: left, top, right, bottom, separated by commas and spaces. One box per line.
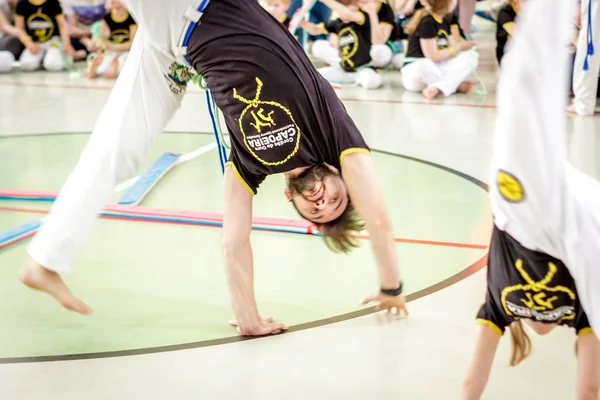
1, 13, 599, 400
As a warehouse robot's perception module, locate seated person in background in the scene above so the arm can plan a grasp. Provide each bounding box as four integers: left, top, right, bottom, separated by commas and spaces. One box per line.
303, 0, 387, 89
62, 0, 108, 61
85, 0, 136, 79
0, 0, 21, 73
14, 0, 75, 71
495, 0, 521, 65
401, 0, 478, 99
264, 0, 291, 28
311, 0, 403, 70
287, 0, 331, 51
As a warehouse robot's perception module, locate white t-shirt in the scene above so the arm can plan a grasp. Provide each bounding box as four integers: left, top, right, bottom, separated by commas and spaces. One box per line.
122, 0, 207, 63
61, 0, 109, 27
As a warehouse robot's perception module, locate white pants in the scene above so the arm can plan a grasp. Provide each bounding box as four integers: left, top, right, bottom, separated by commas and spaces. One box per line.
572, 0, 600, 115
27, 27, 184, 273
317, 65, 383, 89
401, 51, 479, 96
19, 40, 65, 71
91, 51, 129, 76
0, 50, 14, 73
490, 0, 600, 337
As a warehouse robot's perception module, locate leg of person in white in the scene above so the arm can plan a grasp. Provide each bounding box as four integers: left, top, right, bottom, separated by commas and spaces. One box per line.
21, 26, 184, 313
42, 44, 65, 71
572, 0, 600, 116
489, 0, 600, 336
401, 58, 442, 92
19, 45, 46, 71
317, 65, 357, 84
311, 39, 341, 66
0, 51, 14, 73
429, 50, 479, 96
369, 44, 392, 68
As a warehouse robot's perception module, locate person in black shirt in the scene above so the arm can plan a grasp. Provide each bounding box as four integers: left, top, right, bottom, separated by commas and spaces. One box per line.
85, 0, 137, 79
495, 0, 520, 65
303, 0, 388, 89
461, 0, 600, 397
401, 0, 478, 99
19, 0, 408, 337
13, 0, 74, 71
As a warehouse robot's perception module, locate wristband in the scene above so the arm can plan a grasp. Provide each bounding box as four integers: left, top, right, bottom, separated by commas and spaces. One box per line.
449, 46, 456, 57
381, 281, 403, 297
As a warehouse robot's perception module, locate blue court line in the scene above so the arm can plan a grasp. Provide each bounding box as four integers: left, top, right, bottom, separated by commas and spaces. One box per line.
0, 220, 42, 247
0, 196, 55, 202
117, 153, 181, 205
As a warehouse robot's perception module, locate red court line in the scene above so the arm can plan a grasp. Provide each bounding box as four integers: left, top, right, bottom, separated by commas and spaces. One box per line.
0, 81, 497, 110
0, 205, 488, 250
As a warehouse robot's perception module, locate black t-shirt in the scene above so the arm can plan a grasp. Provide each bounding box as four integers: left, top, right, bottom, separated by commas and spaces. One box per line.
445, 12, 466, 39
15, 0, 62, 43
476, 226, 591, 336
406, 13, 451, 59
496, 3, 517, 64
187, 0, 370, 194
279, 14, 290, 29
377, 1, 396, 40
103, 10, 136, 44
325, 10, 372, 71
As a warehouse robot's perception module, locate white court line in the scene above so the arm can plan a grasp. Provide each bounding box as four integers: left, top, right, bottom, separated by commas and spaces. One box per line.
113, 141, 217, 192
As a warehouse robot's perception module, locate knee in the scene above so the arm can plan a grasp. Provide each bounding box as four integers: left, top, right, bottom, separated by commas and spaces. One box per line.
43, 50, 65, 71
392, 53, 405, 70
19, 53, 39, 71
461, 50, 480, 69
311, 39, 331, 57
370, 44, 392, 68
0, 51, 14, 73
357, 68, 382, 89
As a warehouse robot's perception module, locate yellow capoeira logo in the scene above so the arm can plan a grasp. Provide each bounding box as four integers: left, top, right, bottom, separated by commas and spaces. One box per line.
249, 109, 276, 133
338, 27, 359, 69
497, 170, 525, 202
501, 259, 576, 324
233, 77, 301, 166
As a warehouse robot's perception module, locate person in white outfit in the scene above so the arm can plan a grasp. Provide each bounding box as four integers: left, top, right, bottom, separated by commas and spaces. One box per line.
570, 0, 600, 116
14, 0, 75, 71
401, 0, 478, 99
303, 0, 388, 89
85, 0, 137, 79
19, 0, 409, 337
461, 0, 600, 398
0, 0, 20, 73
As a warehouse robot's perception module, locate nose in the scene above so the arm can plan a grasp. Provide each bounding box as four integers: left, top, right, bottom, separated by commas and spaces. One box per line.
315, 197, 326, 208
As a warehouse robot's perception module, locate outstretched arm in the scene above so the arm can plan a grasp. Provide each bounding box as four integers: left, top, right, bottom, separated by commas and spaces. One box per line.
460, 325, 501, 400
576, 332, 600, 400
222, 165, 288, 336
341, 152, 406, 311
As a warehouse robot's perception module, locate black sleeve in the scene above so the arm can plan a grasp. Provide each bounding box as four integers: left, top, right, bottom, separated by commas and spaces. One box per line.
476, 300, 509, 336
227, 152, 265, 195
126, 15, 137, 27
497, 7, 516, 30
377, 3, 395, 27
15, 0, 28, 17
50, 0, 63, 16
448, 13, 459, 26
575, 304, 592, 335
325, 19, 342, 34
416, 16, 437, 39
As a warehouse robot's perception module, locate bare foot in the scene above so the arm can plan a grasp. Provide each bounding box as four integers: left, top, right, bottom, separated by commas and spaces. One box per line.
103, 57, 119, 79
86, 55, 103, 79
19, 259, 91, 314
422, 87, 441, 100
457, 80, 478, 94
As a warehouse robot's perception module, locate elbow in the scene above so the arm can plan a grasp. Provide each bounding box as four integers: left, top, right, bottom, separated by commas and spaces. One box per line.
460, 379, 485, 400
367, 211, 393, 235
221, 233, 250, 258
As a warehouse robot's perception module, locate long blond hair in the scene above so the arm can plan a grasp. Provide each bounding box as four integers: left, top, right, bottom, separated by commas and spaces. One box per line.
508, 320, 532, 366
404, 0, 452, 34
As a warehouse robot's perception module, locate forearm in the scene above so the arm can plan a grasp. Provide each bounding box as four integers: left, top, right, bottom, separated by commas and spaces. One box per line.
367, 13, 387, 44
367, 215, 400, 289
57, 17, 71, 46
429, 47, 458, 62
319, 0, 354, 21
223, 239, 262, 331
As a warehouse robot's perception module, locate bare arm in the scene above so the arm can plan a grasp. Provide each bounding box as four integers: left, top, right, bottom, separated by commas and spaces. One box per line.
503, 22, 516, 37
576, 332, 600, 400
56, 15, 75, 55
341, 153, 400, 289
460, 325, 501, 400
365, 9, 393, 44
0, 10, 18, 36
301, 21, 326, 36
421, 38, 459, 62
67, 14, 90, 38
222, 166, 287, 336
108, 25, 137, 51
319, 0, 365, 23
